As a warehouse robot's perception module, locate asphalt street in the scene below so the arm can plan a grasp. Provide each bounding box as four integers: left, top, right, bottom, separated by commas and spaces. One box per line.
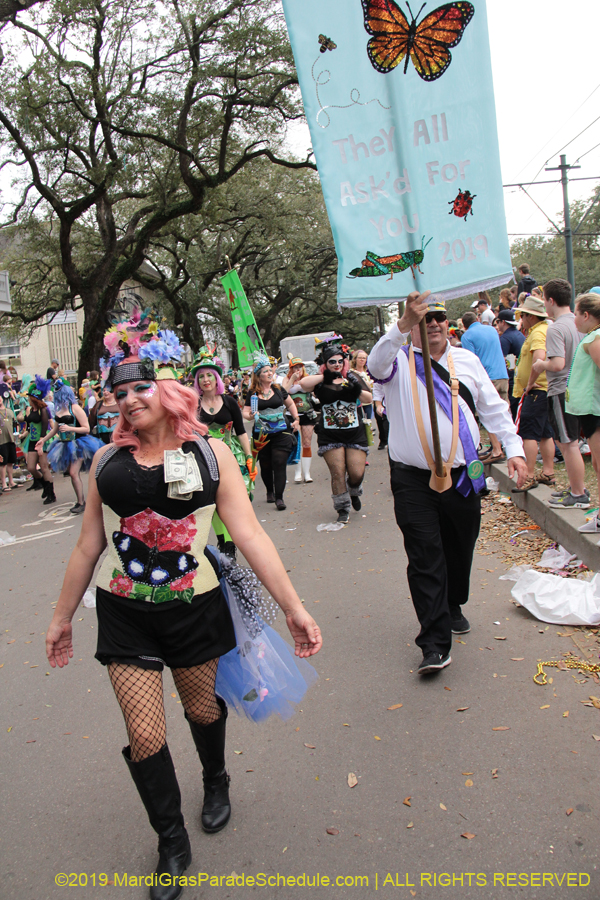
1, 449, 599, 900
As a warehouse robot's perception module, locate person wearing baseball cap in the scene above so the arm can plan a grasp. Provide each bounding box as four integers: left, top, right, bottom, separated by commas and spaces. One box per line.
511, 296, 554, 492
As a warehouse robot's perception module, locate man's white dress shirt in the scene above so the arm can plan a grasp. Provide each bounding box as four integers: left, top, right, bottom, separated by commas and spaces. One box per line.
368, 325, 524, 469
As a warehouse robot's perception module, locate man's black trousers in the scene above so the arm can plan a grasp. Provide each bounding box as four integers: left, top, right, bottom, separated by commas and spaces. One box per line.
390, 462, 481, 657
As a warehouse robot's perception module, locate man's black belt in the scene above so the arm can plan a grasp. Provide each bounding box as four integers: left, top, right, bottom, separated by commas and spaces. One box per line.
390, 460, 466, 474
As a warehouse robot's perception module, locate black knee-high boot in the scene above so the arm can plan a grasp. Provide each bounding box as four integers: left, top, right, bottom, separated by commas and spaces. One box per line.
42, 479, 56, 504
185, 698, 231, 834
122, 745, 191, 900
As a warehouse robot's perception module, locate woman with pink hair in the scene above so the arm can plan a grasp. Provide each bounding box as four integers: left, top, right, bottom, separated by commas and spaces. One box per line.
300, 335, 372, 524
45, 317, 321, 900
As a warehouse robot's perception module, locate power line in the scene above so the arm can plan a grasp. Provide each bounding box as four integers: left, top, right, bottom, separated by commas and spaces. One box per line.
511, 81, 600, 182
503, 175, 600, 188
574, 140, 600, 163
550, 115, 600, 160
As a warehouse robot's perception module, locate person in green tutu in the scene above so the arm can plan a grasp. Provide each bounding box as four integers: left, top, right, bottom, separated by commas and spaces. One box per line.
191, 346, 256, 560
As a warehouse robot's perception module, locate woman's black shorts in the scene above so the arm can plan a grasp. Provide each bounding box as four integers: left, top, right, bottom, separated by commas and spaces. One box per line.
579, 414, 600, 439
95, 585, 236, 671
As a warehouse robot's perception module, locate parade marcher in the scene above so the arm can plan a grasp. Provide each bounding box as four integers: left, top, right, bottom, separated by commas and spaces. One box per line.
565, 293, 600, 535
281, 354, 317, 484
17, 376, 55, 501
368, 292, 527, 675
88, 385, 120, 444
0, 392, 18, 491
351, 349, 374, 421
243, 352, 299, 511
191, 345, 255, 560
299, 336, 372, 525
45, 318, 321, 900
40, 379, 103, 513
512, 296, 555, 492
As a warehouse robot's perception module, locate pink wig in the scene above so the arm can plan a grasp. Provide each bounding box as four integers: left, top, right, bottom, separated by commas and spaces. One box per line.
194, 369, 224, 396
320, 360, 350, 377
113, 380, 207, 452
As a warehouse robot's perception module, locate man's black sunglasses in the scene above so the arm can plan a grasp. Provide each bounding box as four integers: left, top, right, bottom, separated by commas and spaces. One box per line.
425, 312, 448, 324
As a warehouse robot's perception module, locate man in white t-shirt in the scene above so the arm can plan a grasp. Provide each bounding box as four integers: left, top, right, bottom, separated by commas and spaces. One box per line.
477, 299, 495, 326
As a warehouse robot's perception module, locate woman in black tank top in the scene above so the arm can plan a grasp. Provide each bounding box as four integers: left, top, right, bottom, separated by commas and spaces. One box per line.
44, 342, 321, 900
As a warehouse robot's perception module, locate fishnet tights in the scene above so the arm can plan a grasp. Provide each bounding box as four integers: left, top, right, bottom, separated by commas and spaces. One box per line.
323, 446, 366, 496
108, 659, 220, 763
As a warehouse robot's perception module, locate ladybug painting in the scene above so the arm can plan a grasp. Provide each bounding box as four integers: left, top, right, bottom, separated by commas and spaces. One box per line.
448, 188, 476, 221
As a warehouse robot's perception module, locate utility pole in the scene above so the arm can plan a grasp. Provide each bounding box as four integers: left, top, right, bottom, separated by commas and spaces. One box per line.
545, 155, 580, 309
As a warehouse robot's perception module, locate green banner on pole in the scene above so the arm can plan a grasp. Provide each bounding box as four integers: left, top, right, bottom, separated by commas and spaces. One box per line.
221, 269, 266, 368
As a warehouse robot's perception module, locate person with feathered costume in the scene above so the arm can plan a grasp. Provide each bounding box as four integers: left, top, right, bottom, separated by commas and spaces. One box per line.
16, 375, 56, 500
40, 379, 103, 514
45, 310, 322, 900
190, 345, 256, 561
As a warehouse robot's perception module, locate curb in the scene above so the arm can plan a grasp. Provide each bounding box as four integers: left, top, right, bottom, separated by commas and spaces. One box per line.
488, 461, 600, 572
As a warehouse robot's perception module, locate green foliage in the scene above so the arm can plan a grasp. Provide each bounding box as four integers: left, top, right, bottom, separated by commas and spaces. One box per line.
140, 161, 380, 356
0, 0, 313, 377
449, 186, 600, 321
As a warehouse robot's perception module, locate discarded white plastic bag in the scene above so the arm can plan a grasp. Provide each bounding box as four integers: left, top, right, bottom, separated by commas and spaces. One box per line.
538, 545, 579, 570
499, 564, 531, 582
511, 569, 600, 625
82, 589, 96, 609
316, 522, 345, 532
486, 477, 499, 491
0, 530, 16, 546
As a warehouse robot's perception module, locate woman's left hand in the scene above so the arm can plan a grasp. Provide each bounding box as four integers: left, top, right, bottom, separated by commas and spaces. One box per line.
57, 423, 71, 433
285, 609, 322, 658
291, 419, 300, 433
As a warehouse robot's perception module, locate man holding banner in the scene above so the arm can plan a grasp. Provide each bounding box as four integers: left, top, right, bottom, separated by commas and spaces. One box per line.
368, 291, 527, 675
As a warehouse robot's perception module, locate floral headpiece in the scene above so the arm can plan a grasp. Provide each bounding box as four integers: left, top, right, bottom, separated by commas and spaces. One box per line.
314, 334, 349, 365
190, 343, 225, 379
253, 349, 271, 373
100, 308, 183, 388
28, 375, 52, 399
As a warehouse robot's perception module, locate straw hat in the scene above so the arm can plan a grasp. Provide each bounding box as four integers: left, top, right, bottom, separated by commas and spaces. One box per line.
514, 296, 548, 319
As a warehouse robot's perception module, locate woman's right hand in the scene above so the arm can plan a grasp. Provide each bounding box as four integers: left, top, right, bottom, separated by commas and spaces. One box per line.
46, 619, 74, 668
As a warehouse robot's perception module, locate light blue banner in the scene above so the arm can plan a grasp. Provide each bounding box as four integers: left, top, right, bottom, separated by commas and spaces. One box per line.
282, 0, 512, 307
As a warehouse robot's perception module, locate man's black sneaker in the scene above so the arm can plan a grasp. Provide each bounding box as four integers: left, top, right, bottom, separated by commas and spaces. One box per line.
451, 613, 471, 634
351, 495, 361, 511
418, 652, 451, 674
336, 509, 350, 525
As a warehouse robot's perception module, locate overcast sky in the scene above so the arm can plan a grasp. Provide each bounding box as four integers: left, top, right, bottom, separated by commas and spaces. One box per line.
287, 0, 600, 241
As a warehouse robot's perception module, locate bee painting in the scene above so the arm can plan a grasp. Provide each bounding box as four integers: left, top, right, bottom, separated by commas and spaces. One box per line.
318, 33, 337, 52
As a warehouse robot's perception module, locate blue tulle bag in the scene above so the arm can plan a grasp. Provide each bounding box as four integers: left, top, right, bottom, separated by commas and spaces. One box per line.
287, 431, 301, 466
207, 547, 318, 722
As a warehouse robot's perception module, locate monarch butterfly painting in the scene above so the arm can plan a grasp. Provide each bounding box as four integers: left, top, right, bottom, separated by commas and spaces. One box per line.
361, 0, 474, 81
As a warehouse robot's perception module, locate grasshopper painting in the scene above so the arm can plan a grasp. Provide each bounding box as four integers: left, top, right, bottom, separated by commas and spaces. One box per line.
348, 236, 432, 280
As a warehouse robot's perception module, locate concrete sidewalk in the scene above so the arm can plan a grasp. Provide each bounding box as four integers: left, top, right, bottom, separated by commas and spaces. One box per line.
489, 461, 600, 571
